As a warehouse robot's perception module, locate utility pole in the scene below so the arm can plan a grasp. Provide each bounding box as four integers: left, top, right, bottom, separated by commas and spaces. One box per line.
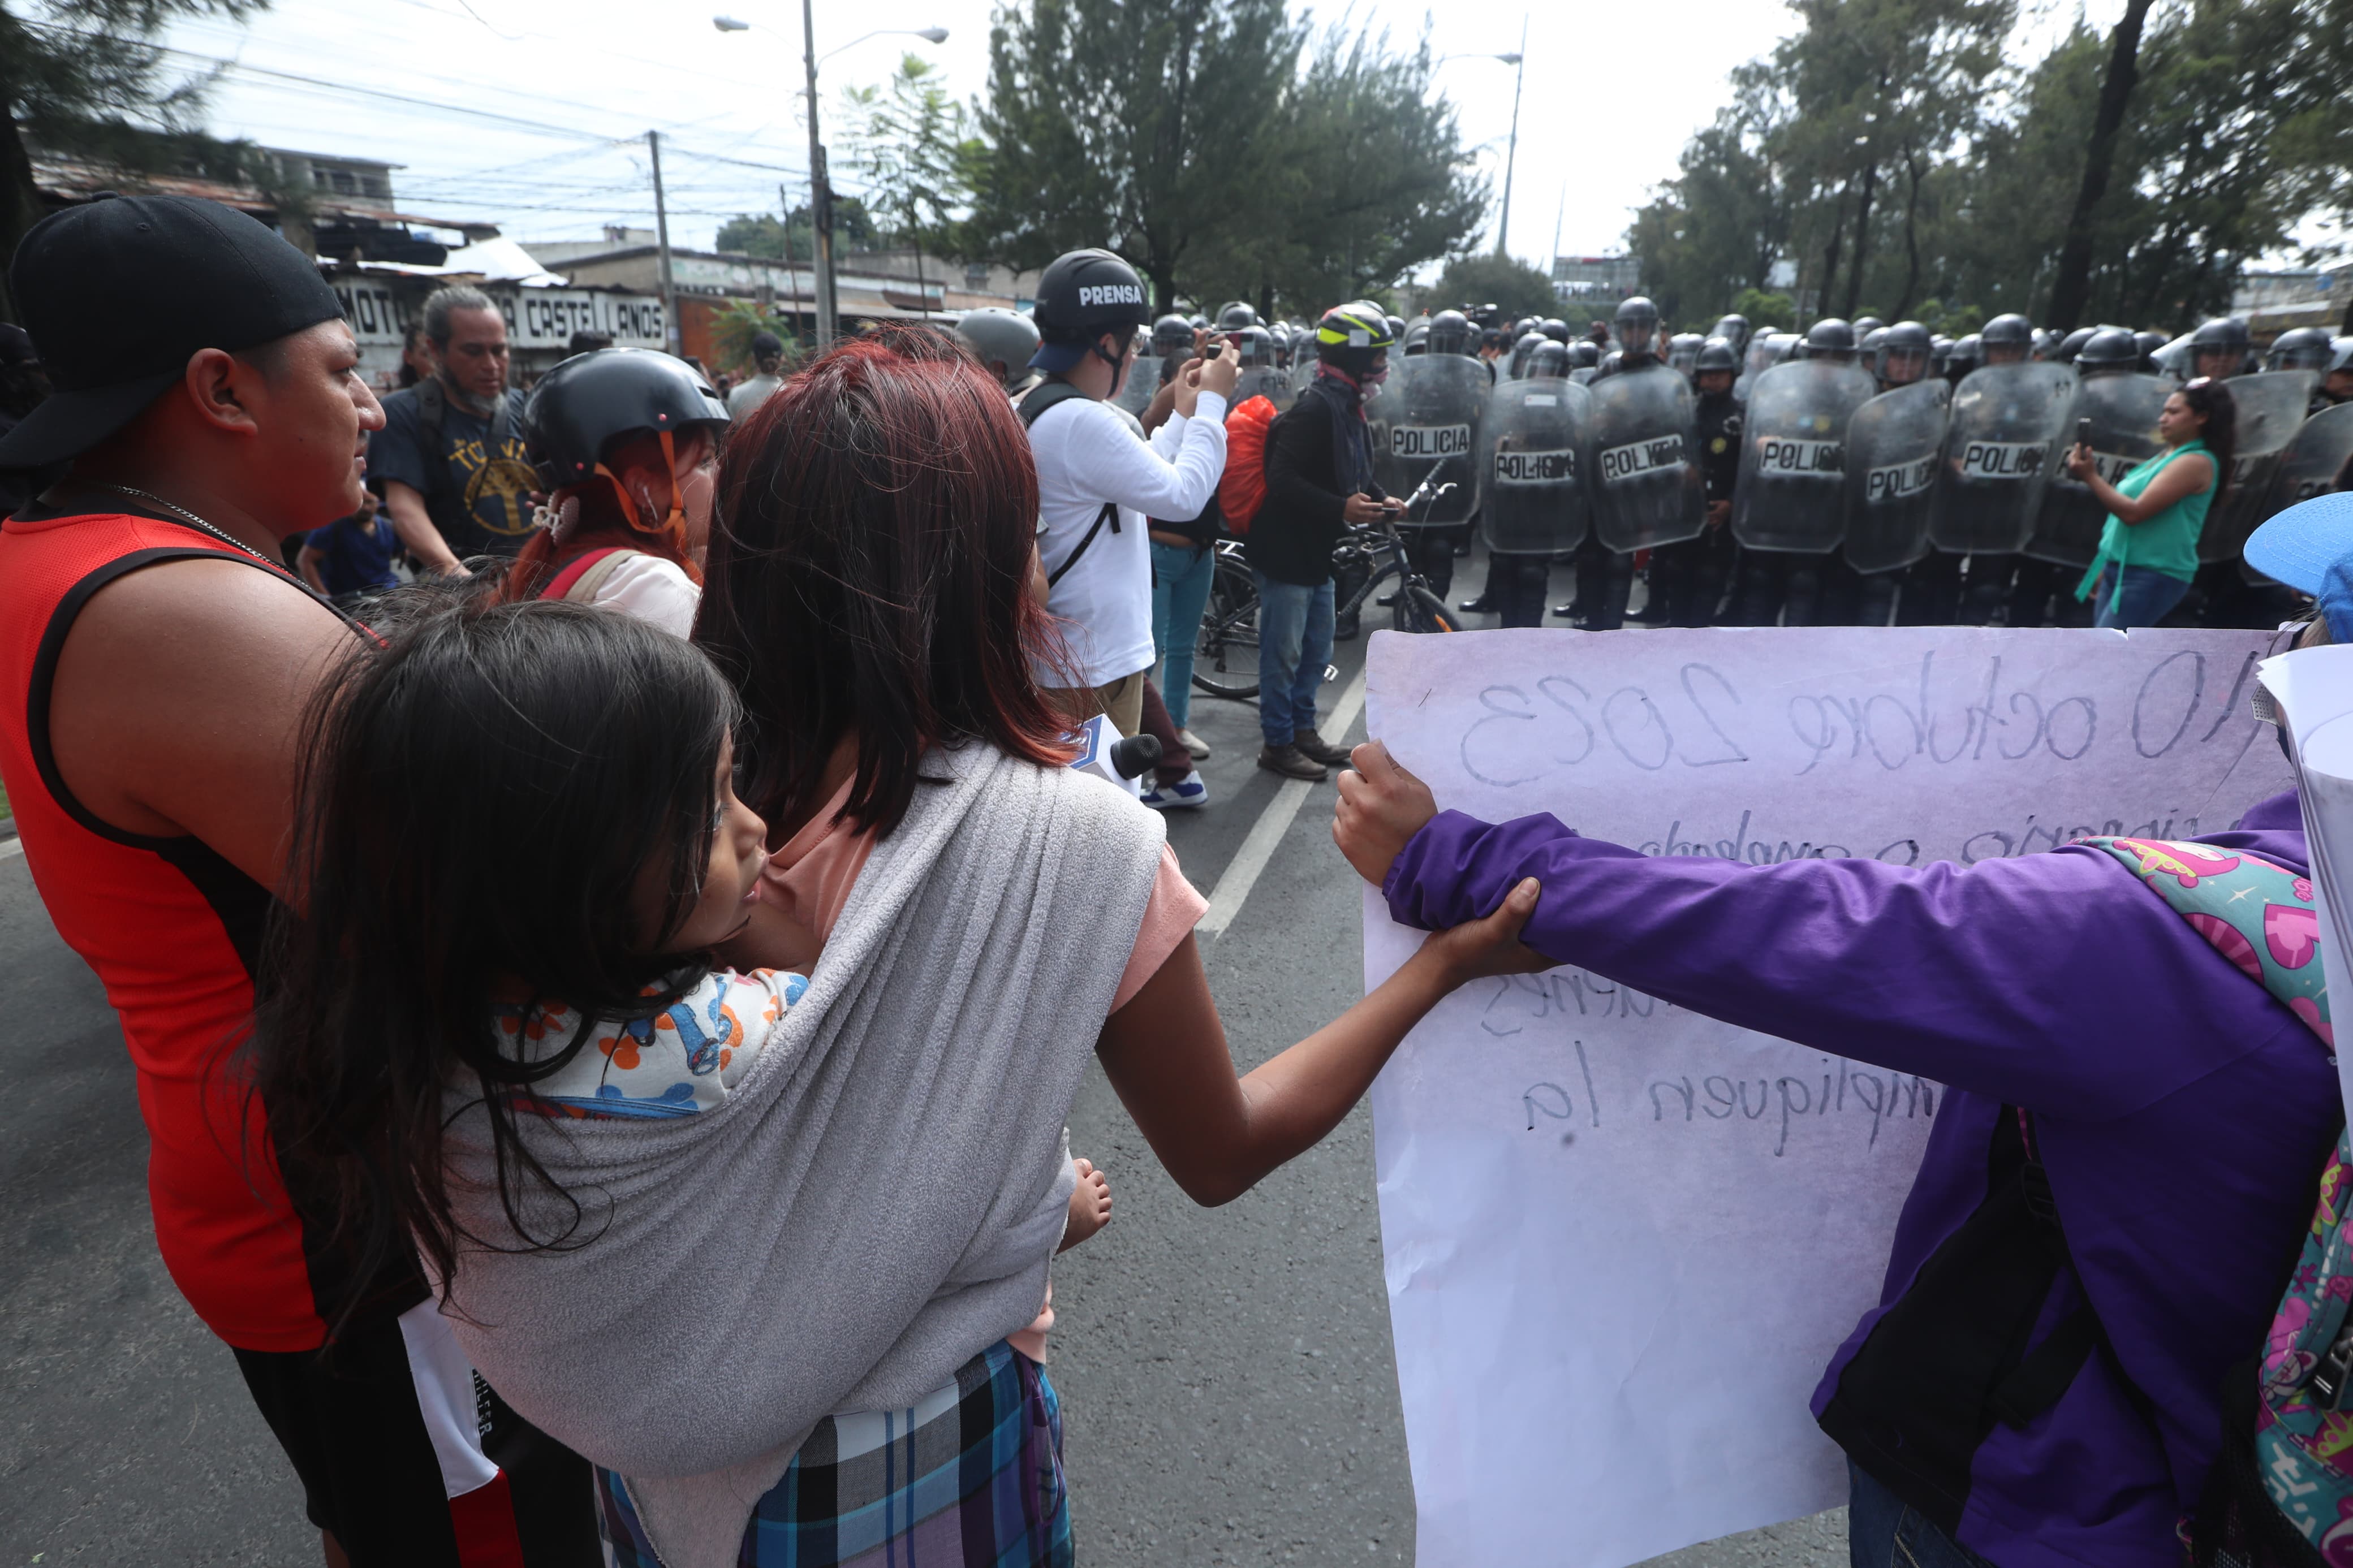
648, 130, 680, 356
779, 181, 806, 338
801, 0, 839, 347
1494, 15, 1527, 260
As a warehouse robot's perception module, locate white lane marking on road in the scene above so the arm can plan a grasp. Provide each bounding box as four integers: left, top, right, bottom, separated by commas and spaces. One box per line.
0, 837, 20, 861
1197, 663, 1369, 939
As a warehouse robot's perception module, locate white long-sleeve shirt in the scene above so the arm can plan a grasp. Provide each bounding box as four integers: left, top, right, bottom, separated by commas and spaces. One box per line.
1025, 391, 1227, 687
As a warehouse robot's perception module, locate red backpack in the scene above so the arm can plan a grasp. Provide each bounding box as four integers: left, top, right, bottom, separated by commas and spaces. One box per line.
1218, 395, 1279, 535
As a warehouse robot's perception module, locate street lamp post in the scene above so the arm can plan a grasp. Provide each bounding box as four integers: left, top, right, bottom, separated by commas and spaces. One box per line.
714, 15, 949, 350
1431, 43, 1528, 262
1494, 18, 1527, 260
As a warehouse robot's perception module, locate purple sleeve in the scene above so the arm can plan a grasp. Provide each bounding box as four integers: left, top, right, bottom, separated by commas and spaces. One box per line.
1383, 810, 2284, 1121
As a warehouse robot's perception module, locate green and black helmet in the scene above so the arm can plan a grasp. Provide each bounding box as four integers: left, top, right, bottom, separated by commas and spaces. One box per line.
1317, 301, 1397, 353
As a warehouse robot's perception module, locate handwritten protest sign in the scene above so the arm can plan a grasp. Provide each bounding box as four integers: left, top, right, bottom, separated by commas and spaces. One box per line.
1360, 626, 2292, 1568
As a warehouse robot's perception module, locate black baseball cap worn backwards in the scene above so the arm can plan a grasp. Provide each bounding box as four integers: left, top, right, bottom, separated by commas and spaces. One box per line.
0, 192, 347, 468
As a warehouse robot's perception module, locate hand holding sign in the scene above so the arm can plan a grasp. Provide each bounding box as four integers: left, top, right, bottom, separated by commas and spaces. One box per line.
1334, 740, 1438, 884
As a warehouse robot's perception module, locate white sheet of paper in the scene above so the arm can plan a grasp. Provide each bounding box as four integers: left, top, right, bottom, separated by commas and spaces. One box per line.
2257, 642, 2353, 1129
1360, 625, 2294, 1568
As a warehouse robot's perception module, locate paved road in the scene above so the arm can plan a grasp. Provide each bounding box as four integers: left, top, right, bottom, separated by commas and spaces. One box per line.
0, 566, 1847, 1565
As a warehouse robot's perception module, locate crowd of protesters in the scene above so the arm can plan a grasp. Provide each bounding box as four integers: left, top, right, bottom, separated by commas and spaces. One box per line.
6, 191, 2353, 1568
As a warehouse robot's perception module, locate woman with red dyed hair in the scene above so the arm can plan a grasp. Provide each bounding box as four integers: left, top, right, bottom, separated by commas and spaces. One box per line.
463, 325, 1540, 1568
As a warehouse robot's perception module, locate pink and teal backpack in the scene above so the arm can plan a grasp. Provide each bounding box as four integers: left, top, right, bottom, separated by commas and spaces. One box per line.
2085, 837, 2351, 1567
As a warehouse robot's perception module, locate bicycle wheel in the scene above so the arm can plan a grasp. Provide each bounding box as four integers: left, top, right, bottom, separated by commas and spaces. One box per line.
1192, 551, 1261, 699
1393, 584, 1462, 635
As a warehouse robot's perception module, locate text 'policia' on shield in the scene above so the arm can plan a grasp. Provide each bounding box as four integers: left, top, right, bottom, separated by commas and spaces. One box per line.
1391, 425, 1472, 457
1600, 432, 1688, 484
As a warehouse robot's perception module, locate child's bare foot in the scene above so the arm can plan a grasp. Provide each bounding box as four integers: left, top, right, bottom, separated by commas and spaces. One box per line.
1060, 1157, 1111, 1252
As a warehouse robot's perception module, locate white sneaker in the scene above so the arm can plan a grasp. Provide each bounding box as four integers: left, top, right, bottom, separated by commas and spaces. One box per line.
1140, 770, 1209, 810
1176, 727, 1212, 761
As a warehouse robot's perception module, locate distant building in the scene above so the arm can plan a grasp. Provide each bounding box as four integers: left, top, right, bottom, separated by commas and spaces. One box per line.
326, 266, 666, 390
29, 139, 493, 263
2232, 266, 2352, 337
1552, 254, 1643, 304
524, 233, 1041, 365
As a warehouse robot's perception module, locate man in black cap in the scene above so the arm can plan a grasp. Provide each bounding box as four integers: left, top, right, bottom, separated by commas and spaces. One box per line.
0, 194, 598, 1566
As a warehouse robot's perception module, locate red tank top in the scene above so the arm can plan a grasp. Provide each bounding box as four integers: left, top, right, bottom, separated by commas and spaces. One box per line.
0, 509, 385, 1351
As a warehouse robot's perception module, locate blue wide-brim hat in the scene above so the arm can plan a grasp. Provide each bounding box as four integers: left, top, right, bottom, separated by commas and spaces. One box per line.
2247, 492, 2353, 643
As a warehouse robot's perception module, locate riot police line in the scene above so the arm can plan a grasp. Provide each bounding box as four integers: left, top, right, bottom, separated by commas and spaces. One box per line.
1266, 297, 2353, 631
979, 288, 2353, 632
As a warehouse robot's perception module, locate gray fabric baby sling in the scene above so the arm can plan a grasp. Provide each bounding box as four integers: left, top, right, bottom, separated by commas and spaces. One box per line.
438, 741, 1164, 1567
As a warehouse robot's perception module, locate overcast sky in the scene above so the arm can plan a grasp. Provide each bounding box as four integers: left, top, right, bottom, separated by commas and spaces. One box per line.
146, 0, 2129, 275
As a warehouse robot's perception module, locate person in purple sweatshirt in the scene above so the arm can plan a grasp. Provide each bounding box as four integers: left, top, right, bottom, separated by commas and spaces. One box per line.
1334, 711, 2337, 1568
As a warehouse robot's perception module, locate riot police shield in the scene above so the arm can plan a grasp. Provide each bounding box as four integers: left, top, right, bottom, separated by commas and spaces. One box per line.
1231, 364, 1292, 411
2022, 373, 2171, 567
2268, 402, 2353, 515
1365, 353, 1488, 526
1731, 357, 1878, 553
1287, 353, 1318, 398
1588, 362, 1705, 551
1570, 366, 1598, 386
1114, 355, 1166, 416
1842, 379, 1951, 574
1928, 361, 2076, 555
2200, 371, 2318, 563
1478, 377, 1592, 555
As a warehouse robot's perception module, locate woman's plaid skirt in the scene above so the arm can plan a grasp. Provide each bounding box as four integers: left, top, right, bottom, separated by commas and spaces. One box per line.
598, 1341, 1073, 1568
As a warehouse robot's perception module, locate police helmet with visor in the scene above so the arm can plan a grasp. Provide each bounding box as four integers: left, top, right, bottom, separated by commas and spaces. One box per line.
1805, 317, 1858, 362
2190, 318, 2251, 378
2074, 329, 2140, 374
1150, 313, 1195, 357
1878, 321, 1932, 386
1614, 297, 1661, 353
2269, 327, 2333, 373
1527, 340, 1571, 380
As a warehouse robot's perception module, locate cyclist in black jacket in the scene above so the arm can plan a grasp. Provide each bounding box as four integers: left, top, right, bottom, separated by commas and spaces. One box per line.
1253, 303, 1402, 782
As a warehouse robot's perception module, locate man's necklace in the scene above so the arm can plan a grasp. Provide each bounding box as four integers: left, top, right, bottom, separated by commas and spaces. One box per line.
91, 484, 276, 568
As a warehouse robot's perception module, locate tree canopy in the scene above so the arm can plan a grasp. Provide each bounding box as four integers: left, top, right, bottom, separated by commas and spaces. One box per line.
1425, 253, 1558, 321
3, 0, 278, 319
715, 197, 878, 262
967, 0, 1483, 316
1631, 0, 2353, 335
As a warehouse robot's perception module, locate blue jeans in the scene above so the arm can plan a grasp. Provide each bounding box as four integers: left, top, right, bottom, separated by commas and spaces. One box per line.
1847, 1461, 1998, 1568
1254, 572, 1334, 750
2091, 564, 2191, 629
1150, 540, 1217, 731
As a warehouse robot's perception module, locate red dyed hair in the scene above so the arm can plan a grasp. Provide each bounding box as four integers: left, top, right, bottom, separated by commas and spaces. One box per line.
696, 323, 1078, 839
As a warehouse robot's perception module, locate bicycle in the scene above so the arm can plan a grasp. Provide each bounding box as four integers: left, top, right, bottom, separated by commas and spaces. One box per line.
1192, 470, 1463, 701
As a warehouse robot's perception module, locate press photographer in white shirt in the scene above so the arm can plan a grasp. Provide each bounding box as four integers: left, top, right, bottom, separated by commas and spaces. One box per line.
1018, 248, 1235, 737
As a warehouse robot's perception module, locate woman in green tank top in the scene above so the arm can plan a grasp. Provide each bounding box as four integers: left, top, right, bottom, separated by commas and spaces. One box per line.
2068, 379, 2238, 627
